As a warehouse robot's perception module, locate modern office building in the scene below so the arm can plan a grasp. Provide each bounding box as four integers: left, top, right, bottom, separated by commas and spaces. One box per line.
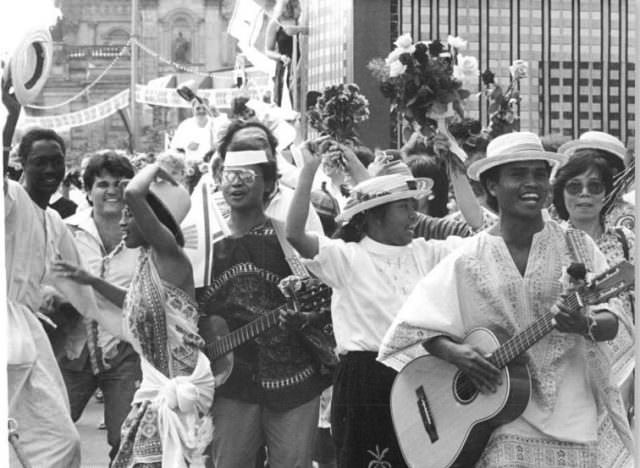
394, 0, 636, 143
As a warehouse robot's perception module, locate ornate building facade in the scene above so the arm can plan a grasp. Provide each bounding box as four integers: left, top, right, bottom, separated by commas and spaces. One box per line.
34, 0, 239, 161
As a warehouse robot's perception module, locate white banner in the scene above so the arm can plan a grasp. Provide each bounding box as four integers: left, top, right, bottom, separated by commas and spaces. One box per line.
227, 0, 264, 47
19, 89, 129, 130
17, 83, 271, 131
135, 84, 270, 109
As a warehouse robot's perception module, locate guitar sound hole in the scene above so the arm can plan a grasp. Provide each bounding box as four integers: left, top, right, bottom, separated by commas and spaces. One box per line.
453, 372, 478, 404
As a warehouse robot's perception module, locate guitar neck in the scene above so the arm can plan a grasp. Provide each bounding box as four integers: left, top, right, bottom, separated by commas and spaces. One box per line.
206, 307, 282, 360
489, 290, 588, 369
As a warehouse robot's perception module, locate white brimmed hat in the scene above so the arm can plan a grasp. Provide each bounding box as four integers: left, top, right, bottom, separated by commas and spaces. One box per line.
467, 131, 566, 181
5, 28, 54, 105
149, 180, 191, 225
557, 131, 626, 163
337, 174, 433, 223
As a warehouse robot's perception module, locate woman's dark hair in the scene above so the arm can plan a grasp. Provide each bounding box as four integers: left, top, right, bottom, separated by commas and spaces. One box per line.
552, 150, 614, 221
333, 205, 387, 243
574, 147, 625, 175
218, 120, 279, 198
406, 155, 449, 217
145, 192, 185, 247
18, 127, 66, 163
480, 162, 552, 213
82, 151, 135, 190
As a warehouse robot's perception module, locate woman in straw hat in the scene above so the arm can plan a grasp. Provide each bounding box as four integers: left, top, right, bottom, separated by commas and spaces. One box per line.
54, 160, 216, 468
286, 139, 468, 468
379, 132, 632, 468
558, 130, 634, 230
552, 150, 635, 422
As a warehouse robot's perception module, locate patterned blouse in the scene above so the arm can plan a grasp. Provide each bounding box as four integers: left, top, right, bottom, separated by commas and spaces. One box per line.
113, 248, 205, 467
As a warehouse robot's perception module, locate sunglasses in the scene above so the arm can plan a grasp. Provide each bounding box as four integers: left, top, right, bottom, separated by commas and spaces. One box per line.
221, 168, 261, 186
564, 180, 606, 196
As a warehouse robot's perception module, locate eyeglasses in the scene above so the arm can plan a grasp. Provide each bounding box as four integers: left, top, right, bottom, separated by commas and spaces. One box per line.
221, 168, 261, 186
564, 180, 606, 196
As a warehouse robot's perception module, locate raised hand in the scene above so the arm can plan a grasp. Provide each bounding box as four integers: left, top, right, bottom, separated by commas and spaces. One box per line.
300, 136, 331, 168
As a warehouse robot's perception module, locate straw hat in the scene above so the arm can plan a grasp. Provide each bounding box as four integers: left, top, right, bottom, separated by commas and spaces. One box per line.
557, 131, 626, 163
149, 179, 191, 225
467, 131, 566, 181
337, 174, 433, 223
5, 28, 53, 105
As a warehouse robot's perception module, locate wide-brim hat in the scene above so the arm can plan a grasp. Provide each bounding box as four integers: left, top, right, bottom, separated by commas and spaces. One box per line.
467, 131, 566, 181
337, 174, 433, 223
557, 131, 626, 163
149, 179, 191, 225
5, 28, 53, 105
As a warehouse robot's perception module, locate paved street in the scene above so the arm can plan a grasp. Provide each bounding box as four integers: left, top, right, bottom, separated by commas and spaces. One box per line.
76, 398, 110, 468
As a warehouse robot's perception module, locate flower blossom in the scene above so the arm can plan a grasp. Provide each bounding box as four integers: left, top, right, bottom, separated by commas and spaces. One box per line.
388, 60, 407, 78
509, 59, 528, 80
394, 33, 413, 50
385, 47, 404, 65
453, 55, 479, 87
447, 35, 467, 50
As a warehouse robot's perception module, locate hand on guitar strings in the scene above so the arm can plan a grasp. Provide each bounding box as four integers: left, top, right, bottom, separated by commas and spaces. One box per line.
428, 337, 502, 395
278, 305, 315, 330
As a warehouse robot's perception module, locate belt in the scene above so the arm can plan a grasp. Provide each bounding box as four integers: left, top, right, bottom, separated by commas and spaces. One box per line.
260, 365, 315, 390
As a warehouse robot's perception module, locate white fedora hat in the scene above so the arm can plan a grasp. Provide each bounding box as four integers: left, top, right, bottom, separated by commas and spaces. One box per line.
337, 174, 433, 223
557, 131, 626, 163
467, 131, 566, 181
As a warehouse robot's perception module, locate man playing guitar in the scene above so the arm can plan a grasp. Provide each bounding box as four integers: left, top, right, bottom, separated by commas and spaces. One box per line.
197, 120, 329, 468
379, 132, 633, 468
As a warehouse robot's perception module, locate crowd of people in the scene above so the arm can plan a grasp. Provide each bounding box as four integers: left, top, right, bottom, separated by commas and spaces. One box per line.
3, 47, 637, 468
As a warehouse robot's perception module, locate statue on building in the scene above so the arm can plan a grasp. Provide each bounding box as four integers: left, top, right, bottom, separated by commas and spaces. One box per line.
173, 32, 191, 64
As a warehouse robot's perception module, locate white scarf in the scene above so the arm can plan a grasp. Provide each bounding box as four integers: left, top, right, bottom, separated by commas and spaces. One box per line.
134, 352, 215, 468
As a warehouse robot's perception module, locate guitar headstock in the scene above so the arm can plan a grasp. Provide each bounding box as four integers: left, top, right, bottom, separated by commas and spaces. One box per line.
584, 261, 635, 305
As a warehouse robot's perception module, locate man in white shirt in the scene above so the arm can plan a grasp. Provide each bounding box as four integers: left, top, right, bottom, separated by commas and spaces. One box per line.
171, 98, 229, 162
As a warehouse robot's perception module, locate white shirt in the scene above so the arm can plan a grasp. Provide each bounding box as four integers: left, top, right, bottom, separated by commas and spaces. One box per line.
303, 235, 465, 354
65, 208, 140, 366
171, 116, 226, 162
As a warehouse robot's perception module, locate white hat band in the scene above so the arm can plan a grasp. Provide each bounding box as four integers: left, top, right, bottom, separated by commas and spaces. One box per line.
225, 150, 270, 167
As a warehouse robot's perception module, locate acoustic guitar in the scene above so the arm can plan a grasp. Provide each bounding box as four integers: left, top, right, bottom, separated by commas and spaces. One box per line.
390, 261, 634, 468
198, 277, 332, 384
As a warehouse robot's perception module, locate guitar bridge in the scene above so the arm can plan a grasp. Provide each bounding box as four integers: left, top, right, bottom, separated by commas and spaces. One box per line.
416, 385, 439, 443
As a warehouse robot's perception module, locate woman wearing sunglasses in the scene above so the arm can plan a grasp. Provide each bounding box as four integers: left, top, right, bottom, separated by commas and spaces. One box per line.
552, 150, 635, 422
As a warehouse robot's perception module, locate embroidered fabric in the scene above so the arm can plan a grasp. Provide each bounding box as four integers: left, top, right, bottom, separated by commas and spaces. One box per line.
113, 248, 213, 467
565, 221, 635, 389
378, 221, 633, 465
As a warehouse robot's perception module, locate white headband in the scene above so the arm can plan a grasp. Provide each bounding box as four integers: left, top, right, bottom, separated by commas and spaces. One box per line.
225, 150, 270, 167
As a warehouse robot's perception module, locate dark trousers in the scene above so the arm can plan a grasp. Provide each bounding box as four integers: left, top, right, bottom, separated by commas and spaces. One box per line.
60, 347, 141, 461
331, 351, 408, 468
